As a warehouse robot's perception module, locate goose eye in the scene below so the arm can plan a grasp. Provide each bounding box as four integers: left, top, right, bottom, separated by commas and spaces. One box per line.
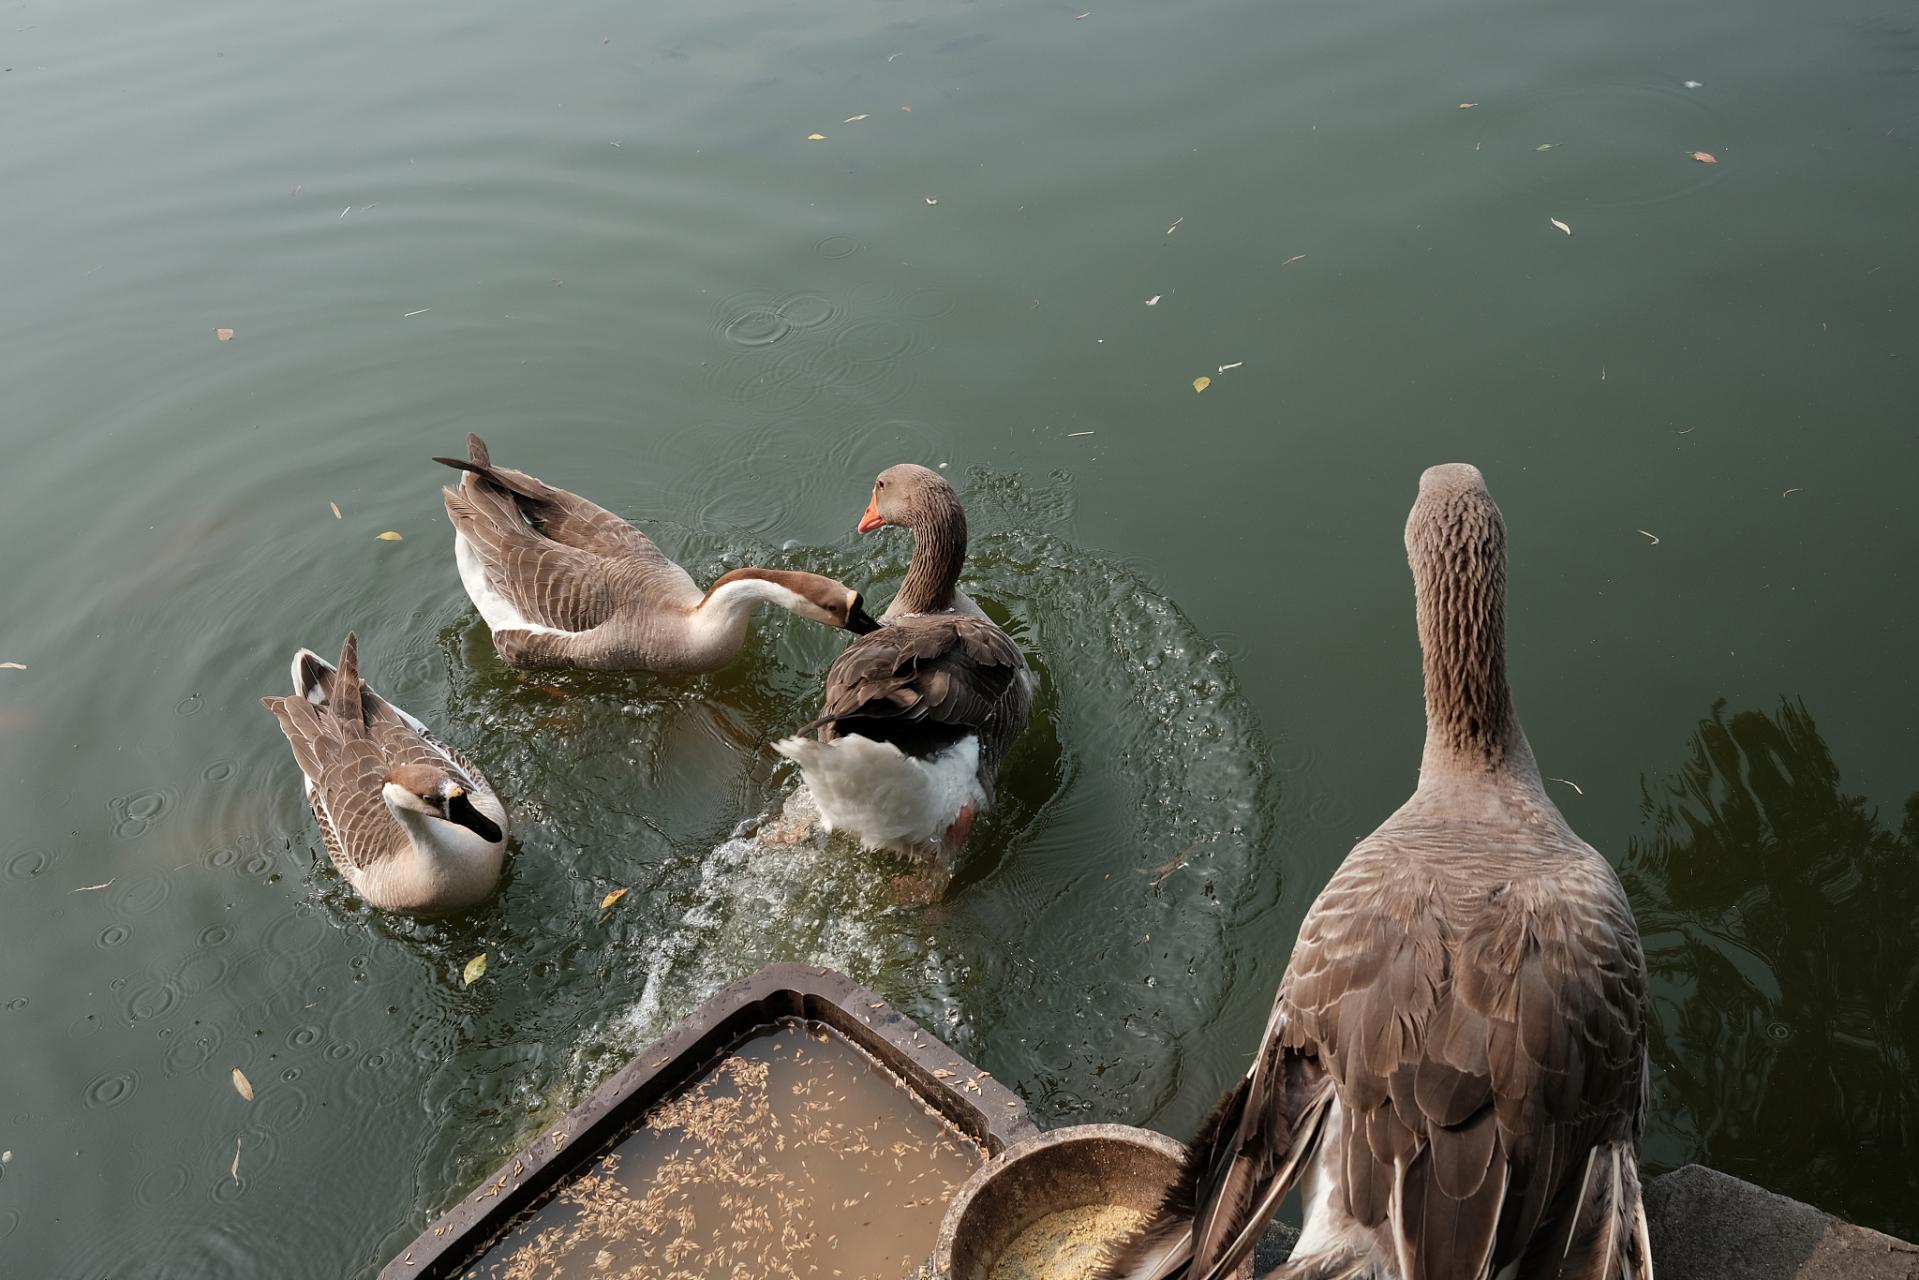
875, 480, 885, 490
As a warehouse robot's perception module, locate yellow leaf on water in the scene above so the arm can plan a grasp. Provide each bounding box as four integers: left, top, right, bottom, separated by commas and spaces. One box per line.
376, 531, 404, 541
1550, 217, 1572, 236
600, 887, 629, 910
463, 953, 488, 986
215, 328, 235, 341
1690, 150, 1717, 164
231, 1068, 254, 1102
328, 501, 342, 520
1192, 376, 1211, 394
806, 133, 827, 141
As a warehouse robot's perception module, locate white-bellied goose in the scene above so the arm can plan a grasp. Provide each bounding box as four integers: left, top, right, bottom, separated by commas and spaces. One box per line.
261, 633, 508, 914
434, 435, 880, 671
774, 464, 1034, 856
1100, 465, 1651, 1280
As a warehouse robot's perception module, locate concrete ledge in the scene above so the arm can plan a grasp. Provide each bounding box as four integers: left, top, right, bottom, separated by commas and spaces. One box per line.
1253, 1164, 1918, 1279
1645, 1164, 1918, 1280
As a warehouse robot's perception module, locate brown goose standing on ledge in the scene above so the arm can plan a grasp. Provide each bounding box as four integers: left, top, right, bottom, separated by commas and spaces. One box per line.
435, 434, 880, 671
261, 633, 508, 914
775, 464, 1034, 855
1100, 465, 1650, 1280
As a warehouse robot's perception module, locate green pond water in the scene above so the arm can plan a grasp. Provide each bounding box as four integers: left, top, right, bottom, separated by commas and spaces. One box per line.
2, 0, 1916, 1273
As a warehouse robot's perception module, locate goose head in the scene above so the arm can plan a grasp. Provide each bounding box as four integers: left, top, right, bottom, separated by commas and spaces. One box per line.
701, 568, 880, 635
858, 463, 956, 534
382, 763, 504, 845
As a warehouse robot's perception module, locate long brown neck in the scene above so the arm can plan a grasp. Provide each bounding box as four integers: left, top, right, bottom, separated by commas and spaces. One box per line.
1409, 498, 1531, 782
894, 490, 967, 614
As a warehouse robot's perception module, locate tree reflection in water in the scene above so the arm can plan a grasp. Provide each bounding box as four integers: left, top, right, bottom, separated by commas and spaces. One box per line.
1622, 699, 1918, 1237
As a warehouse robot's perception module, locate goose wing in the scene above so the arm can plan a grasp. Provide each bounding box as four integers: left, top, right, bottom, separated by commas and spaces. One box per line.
437, 435, 702, 631
262, 639, 402, 873
803, 614, 1024, 746
1275, 835, 1650, 1280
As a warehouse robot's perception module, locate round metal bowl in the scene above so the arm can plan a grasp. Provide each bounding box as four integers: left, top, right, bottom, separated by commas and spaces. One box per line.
927, 1123, 1253, 1280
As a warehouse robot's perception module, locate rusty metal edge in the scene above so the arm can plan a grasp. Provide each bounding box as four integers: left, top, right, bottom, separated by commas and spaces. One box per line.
377, 962, 1037, 1279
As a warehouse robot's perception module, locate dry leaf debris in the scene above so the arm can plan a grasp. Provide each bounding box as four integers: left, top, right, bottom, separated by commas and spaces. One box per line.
463, 953, 488, 986
376, 531, 404, 541
215, 328, 235, 341
1192, 376, 1211, 394
231, 1068, 255, 1102
1550, 217, 1572, 236
1690, 150, 1718, 164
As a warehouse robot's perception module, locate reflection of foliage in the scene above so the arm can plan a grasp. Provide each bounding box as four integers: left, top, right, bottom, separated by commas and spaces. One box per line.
1622, 699, 1918, 1237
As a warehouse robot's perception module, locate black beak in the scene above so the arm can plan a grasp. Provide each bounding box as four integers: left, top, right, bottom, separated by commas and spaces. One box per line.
446, 790, 504, 845
847, 602, 882, 636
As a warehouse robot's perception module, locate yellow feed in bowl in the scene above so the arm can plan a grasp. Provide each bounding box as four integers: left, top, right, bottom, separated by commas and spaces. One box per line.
987, 1204, 1150, 1280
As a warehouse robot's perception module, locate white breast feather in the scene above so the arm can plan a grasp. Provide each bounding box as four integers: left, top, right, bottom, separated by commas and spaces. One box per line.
772, 734, 982, 850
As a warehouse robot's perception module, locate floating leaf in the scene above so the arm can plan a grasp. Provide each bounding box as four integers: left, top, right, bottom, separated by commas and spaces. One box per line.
1690, 150, 1717, 164
230, 1137, 242, 1183
231, 1068, 254, 1102
600, 887, 629, 910
1535, 143, 1557, 152
1683, 79, 1703, 89
1636, 529, 1661, 545
1281, 254, 1306, 266
924, 196, 938, 205
375, 531, 404, 541
1217, 361, 1244, 373
842, 114, 868, 123
1144, 295, 1161, 306
1550, 217, 1572, 236
806, 132, 827, 141
463, 953, 488, 986
0, 662, 24, 670
1192, 376, 1211, 394
1165, 216, 1183, 235
1458, 102, 1478, 109
328, 501, 342, 520
215, 328, 234, 341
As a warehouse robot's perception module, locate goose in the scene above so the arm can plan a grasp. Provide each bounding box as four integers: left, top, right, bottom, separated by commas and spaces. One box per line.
434, 434, 880, 671
261, 633, 508, 914
1100, 465, 1651, 1280
774, 464, 1035, 858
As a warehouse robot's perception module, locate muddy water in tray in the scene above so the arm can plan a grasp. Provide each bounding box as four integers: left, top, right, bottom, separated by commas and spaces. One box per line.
469, 1018, 982, 1279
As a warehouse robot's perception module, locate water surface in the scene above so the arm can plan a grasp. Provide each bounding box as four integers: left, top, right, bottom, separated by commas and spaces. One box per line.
2, 0, 1916, 1273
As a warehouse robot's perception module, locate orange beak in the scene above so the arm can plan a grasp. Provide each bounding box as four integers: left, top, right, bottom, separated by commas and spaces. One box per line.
857, 494, 885, 534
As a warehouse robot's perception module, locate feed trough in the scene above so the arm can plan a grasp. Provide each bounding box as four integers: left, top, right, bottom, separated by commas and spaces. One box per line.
381, 963, 1036, 1279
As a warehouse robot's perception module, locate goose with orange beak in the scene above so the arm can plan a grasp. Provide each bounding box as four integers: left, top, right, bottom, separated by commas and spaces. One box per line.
775, 465, 1034, 874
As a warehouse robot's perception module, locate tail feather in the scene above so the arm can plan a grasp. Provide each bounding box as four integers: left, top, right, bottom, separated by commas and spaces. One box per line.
1097, 1047, 1334, 1280
1266, 1251, 1371, 1280
292, 648, 335, 703
332, 632, 367, 734
432, 436, 552, 505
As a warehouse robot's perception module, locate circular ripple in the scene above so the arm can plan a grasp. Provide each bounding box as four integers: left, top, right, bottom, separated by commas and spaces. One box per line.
324, 1038, 359, 1064
163, 1020, 224, 1077
207, 845, 240, 870
723, 309, 790, 347
833, 318, 915, 363
203, 760, 235, 783
814, 233, 862, 259
176, 951, 230, 996
824, 417, 950, 480
257, 1081, 312, 1134
262, 905, 328, 957
899, 286, 957, 320
137, 1162, 191, 1207
126, 979, 181, 1023
175, 693, 204, 716
198, 924, 234, 950
777, 293, 838, 329
112, 873, 173, 916
1483, 82, 1729, 211
0, 1209, 17, 1240
4, 848, 52, 880
98, 924, 132, 949
286, 1024, 322, 1050
85, 1068, 139, 1109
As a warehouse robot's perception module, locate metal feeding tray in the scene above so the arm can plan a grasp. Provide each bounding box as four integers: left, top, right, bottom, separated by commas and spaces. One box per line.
380, 963, 1037, 1279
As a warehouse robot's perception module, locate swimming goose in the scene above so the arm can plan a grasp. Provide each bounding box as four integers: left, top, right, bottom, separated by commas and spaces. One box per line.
1101, 465, 1651, 1280
435, 434, 880, 671
774, 464, 1034, 855
261, 633, 508, 914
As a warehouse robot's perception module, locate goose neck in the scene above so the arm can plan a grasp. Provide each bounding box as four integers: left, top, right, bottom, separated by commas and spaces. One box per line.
894, 495, 967, 615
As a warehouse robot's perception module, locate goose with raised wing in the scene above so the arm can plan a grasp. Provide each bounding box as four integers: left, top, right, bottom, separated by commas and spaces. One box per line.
262, 633, 508, 914
435, 434, 879, 671
775, 464, 1034, 856
1099, 464, 1651, 1280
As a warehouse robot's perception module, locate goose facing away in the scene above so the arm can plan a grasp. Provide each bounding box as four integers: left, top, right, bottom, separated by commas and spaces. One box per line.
1100, 465, 1651, 1280
435, 434, 880, 672
774, 464, 1035, 856
261, 634, 508, 915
